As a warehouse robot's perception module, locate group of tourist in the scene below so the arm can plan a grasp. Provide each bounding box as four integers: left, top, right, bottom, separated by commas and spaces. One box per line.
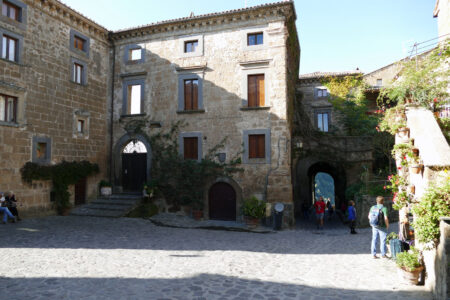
0, 191, 21, 224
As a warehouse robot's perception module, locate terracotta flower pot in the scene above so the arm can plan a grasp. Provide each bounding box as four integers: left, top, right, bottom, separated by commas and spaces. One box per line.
407, 185, 415, 194
397, 266, 423, 285
192, 210, 203, 220
397, 127, 410, 139
412, 148, 419, 156
244, 216, 260, 228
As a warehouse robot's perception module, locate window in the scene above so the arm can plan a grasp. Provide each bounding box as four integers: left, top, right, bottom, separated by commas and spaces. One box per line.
183, 137, 198, 160
122, 78, 145, 116
184, 40, 198, 53
248, 74, 265, 107
249, 134, 265, 159
77, 119, 84, 133
247, 32, 263, 46
130, 49, 141, 61
0, 94, 17, 123
73, 36, 84, 51
73, 63, 83, 84
376, 79, 383, 87
177, 73, 203, 112
2, 1, 19, 21
70, 29, 90, 57
316, 111, 330, 132
2, 35, 17, 62
184, 79, 198, 110
243, 129, 271, 164
317, 88, 328, 98
32, 136, 51, 163
127, 85, 141, 115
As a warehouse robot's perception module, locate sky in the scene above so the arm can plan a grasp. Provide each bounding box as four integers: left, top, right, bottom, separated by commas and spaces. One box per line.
59, 0, 439, 74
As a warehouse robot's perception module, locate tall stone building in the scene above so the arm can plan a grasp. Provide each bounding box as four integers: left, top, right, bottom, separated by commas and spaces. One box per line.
0, 0, 110, 215
110, 2, 299, 225
0, 0, 299, 224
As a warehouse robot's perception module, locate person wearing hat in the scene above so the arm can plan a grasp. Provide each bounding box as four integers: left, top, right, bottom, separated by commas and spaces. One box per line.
5, 191, 21, 221
0, 192, 16, 224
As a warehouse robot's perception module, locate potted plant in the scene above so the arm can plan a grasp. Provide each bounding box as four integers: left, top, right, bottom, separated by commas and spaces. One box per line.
396, 247, 423, 285
386, 232, 398, 257
379, 105, 407, 135
191, 197, 204, 220
99, 180, 112, 196
242, 196, 266, 228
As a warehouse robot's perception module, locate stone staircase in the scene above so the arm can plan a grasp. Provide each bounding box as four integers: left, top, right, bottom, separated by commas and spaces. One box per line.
70, 193, 142, 218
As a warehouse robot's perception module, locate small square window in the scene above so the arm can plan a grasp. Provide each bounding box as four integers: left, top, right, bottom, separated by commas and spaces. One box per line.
184, 40, 198, 53
0, 94, 17, 123
77, 119, 84, 133
249, 134, 265, 158
2, 1, 20, 21
73, 63, 83, 84
247, 32, 263, 46
317, 89, 328, 98
73, 36, 85, 51
2, 35, 17, 62
130, 48, 141, 61
32, 136, 51, 163
127, 84, 141, 114
376, 79, 383, 87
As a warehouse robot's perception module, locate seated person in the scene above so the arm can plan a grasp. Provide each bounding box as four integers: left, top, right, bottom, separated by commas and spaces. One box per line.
0, 192, 16, 224
5, 191, 21, 221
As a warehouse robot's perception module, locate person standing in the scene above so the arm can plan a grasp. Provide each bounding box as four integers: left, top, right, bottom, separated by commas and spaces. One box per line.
368, 196, 389, 258
347, 200, 357, 234
314, 197, 326, 230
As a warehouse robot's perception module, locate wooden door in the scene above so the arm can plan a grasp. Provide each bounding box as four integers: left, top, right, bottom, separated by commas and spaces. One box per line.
74, 177, 86, 205
122, 153, 147, 191
209, 182, 236, 221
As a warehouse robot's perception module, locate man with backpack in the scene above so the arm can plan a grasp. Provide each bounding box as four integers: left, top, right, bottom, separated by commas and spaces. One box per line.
368, 196, 389, 258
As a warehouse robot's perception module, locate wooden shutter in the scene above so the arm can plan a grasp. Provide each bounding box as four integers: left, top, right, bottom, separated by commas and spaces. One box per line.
249, 134, 265, 158
257, 75, 265, 106
184, 80, 192, 110
192, 79, 198, 109
184, 137, 198, 160
248, 74, 264, 107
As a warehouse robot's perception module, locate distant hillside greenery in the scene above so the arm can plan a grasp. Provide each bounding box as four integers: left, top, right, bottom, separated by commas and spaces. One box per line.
315, 172, 335, 204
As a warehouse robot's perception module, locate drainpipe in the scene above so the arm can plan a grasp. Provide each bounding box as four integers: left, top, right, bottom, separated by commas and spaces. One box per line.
108, 32, 115, 185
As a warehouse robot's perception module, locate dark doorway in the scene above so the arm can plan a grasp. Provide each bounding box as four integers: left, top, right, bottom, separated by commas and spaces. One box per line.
122, 153, 147, 192
74, 177, 86, 206
209, 182, 236, 221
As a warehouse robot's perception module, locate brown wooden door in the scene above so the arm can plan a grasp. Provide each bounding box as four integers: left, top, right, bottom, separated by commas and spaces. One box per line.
74, 177, 86, 205
209, 182, 236, 221
122, 153, 147, 192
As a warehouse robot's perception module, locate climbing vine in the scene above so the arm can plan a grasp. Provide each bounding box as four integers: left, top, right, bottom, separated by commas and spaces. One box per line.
21, 161, 99, 214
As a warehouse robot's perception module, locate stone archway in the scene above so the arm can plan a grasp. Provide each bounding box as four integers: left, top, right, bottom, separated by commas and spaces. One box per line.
113, 133, 152, 193
204, 177, 242, 221
294, 158, 346, 218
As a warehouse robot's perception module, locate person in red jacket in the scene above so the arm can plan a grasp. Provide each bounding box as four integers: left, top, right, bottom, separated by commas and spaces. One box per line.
314, 197, 326, 229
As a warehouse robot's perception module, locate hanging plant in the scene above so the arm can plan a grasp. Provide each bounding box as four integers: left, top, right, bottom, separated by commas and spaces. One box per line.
379, 105, 407, 135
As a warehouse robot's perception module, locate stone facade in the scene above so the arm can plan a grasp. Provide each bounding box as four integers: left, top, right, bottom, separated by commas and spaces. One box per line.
0, 0, 110, 216
109, 2, 299, 225
293, 72, 373, 215
434, 0, 450, 42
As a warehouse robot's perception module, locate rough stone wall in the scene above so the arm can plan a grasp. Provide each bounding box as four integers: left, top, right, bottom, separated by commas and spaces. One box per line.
433, 218, 450, 299
110, 8, 297, 223
363, 62, 401, 88
435, 0, 450, 41
0, 0, 109, 216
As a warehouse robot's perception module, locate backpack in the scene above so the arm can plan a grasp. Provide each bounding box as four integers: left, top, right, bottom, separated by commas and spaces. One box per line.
369, 206, 384, 227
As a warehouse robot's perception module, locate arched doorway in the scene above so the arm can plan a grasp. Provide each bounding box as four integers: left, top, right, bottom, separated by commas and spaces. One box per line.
113, 134, 152, 193
122, 140, 147, 192
209, 182, 236, 221
313, 172, 335, 205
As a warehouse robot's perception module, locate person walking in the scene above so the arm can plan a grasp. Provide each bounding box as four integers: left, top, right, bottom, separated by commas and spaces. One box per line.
314, 196, 326, 230
347, 200, 357, 234
368, 196, 389, 258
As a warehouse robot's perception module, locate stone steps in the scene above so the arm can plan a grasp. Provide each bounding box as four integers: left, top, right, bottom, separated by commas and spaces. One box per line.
70, 193, 142, 218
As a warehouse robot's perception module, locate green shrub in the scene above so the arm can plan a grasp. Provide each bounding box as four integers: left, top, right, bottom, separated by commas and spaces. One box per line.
386, 232, 398, 245
242, 196, 266, 219
396, 247, 421, 271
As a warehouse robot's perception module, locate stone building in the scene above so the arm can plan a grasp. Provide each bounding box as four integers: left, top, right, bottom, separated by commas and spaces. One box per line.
0, 0, 300, 224
294, 71, 373, 215
0, 0, 110, 215
109, 2, 299, 225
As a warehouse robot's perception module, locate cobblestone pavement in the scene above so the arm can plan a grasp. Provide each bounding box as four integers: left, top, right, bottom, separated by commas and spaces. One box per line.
0, 216, 432, 300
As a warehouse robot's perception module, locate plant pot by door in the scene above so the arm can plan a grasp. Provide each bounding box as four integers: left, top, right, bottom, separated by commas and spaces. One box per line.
192, 210, 203, 220
397, 266, 423, 285
244, 216, 260, 228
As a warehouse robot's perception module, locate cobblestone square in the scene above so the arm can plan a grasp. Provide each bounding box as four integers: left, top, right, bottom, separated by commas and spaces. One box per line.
0, 216, 431, 299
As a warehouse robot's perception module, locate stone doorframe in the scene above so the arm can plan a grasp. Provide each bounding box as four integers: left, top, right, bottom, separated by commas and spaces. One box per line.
204, 177, 242, 221
113, 133, 152, 193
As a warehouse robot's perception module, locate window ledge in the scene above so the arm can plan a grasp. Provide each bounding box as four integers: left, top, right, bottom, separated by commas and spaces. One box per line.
0, 121, 19, 128
176, 109, 205, 114
0, 57, 23, 66
240, 106, 271, 111
245, 158, 269, 164
69, 80, 87, 87
120, 113, 147, 119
